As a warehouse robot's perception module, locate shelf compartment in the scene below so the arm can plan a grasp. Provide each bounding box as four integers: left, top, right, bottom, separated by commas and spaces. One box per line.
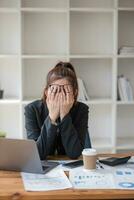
92, 138, 113, 149
119, 0, 134, 9
89, 104, 113, 149
22, 58, 67, 100
0, 58, 20, 99
70, 0, 114, 9
71, 58, 113, 100
116, 105, 134, 150
0, 104, 20, 138
22, 12, 68, 55
70, 12, 114, 55
0, 0, 19, 8
118, 11, 134, 52
21, 0, 68, 9
116, 138, 134, 150
0, 13, 19, 54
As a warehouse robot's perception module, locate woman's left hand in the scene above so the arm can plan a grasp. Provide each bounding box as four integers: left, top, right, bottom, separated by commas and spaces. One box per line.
60, 86, 74, 120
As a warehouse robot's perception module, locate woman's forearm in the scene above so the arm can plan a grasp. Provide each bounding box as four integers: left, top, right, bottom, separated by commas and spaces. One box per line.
59, 114, 84, 159
36, 116, 58, 160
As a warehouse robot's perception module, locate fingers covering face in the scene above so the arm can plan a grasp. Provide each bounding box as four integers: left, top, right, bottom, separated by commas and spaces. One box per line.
47, 86, 59, 101
47, 84, 74, 102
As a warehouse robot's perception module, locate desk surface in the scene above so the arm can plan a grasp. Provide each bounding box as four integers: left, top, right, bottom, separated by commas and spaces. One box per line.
0, 153, 134, 200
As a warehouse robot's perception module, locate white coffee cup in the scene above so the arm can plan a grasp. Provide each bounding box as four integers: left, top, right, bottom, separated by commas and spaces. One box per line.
82, 148, 97, 170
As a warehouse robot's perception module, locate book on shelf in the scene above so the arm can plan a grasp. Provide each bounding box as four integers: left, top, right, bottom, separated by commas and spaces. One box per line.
118, 46, 134, 55
77, 78, 89, 102
117, 75, 134, 101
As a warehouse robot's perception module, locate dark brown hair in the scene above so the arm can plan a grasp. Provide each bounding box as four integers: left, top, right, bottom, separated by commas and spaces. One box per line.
42, 62, 78, 103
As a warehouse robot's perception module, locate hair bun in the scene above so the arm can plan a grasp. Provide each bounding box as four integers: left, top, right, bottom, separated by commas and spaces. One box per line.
55, 62, 75, 73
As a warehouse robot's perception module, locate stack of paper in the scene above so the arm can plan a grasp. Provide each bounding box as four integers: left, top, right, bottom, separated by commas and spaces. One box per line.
119, 46, 134, 55
117, 75, 134, 101
77, 78, 89, 101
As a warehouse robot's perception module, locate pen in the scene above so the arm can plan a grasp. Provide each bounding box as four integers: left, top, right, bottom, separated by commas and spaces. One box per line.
96, 160, 104, 169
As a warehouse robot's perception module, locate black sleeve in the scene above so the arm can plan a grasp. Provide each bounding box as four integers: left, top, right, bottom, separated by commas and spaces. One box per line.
59, 105, 90, 159
24, 104, 58, 160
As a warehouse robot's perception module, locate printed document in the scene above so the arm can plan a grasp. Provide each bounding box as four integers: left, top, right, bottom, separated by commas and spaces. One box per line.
21, 168, 72, 191
69, 167, 134, 190
69, 169, 114, 189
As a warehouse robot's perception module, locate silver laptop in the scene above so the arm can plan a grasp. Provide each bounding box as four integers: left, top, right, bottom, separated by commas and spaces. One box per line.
0, 138, 59, 174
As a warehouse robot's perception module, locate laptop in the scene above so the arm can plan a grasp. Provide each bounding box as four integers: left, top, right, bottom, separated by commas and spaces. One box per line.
0, 138, 59, 174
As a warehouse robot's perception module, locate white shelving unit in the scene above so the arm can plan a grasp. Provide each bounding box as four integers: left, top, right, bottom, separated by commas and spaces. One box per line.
0, 0, 134, 153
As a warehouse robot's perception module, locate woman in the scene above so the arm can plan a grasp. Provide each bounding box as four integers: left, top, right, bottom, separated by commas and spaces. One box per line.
25, 62, 91, 160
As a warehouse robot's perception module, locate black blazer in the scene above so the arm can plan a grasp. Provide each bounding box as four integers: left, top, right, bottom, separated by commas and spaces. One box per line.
24, 99, 91, 160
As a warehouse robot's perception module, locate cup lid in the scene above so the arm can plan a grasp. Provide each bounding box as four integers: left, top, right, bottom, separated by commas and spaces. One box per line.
82, 148, 97, 156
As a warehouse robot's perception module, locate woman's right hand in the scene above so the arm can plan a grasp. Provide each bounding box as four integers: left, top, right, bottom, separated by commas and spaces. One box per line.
46, 86, 60, 122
